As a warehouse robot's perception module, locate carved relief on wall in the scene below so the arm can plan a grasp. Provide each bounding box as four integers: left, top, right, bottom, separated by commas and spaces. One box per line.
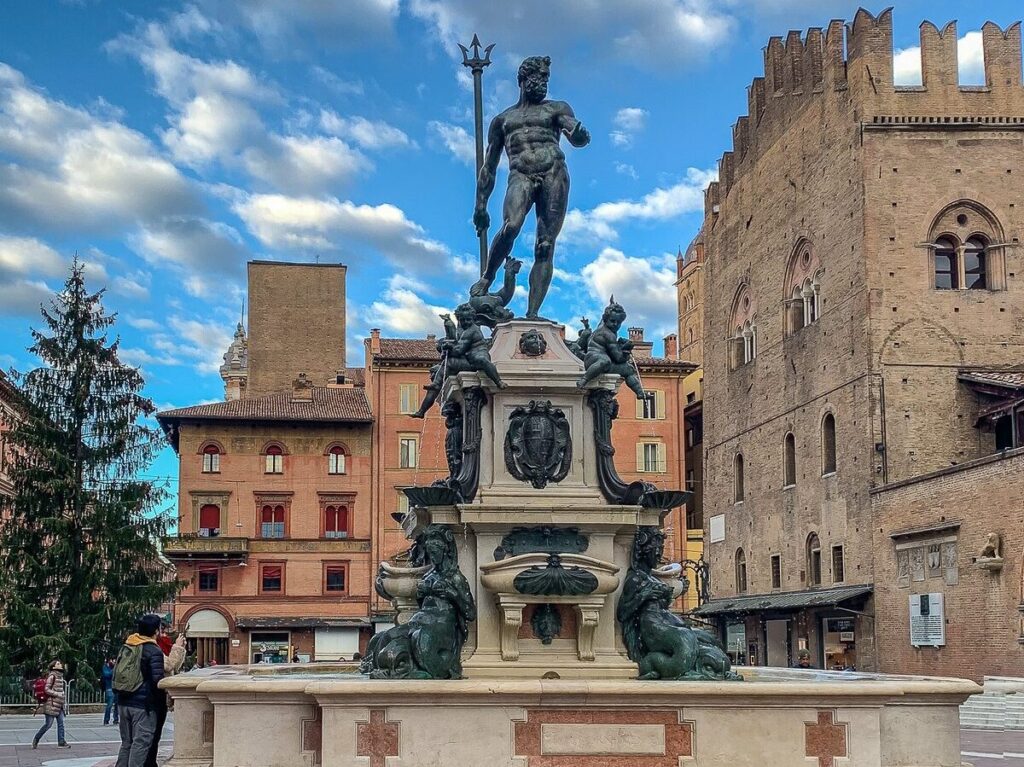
895, 536, 958, 588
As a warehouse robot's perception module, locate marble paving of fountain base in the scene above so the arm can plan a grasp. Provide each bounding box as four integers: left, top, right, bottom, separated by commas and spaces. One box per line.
161, 666, 979, 767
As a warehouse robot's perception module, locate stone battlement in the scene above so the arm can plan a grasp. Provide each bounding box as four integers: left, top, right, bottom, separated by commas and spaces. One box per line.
705, 8, 1024, 218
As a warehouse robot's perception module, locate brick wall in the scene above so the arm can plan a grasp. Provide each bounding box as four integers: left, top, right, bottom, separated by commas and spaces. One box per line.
247, 261, 347, 396
871, 449, 1024, 681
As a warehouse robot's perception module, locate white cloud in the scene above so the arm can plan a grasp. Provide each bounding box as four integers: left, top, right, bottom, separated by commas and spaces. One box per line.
125, 316, 161, 331
0, 236, 65, 277
243, 134, 370, 193
320, 111, 413, 150
427, 121, 475, 165
562, 166, 715, 244
111, 272, 152, 301
0, 279, 53, 317
580, 247, 677, 335
130, 217, 248, 296
196, 0, 399, 52
0, 63, 199, 233
233, 193, 450, 273
310, 66, 364, 96
614, 162, 639, 180
610, 107, 647, 148
119, 347, 181, 368
167, 316, 234, 372
365, 274, 452, 336
409, 0, 732, 69
893, 30, 985, 87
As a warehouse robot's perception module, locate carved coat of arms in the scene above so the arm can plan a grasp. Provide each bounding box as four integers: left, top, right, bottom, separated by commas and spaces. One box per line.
504, 400, 572, 489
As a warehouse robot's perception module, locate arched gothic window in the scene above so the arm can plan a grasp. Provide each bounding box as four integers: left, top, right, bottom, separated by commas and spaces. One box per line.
729, 285, 757, 370
735, 548, 747, 594
806, 533, 822, 587
928, 201, 1005, 291
821, 413, 837, 475
784, 241, 823, 335
734, 453, 745, 503
783, 432, 796, 487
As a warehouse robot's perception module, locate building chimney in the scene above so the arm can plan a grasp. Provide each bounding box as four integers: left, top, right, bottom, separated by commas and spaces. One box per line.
664, 333, 678, 359
369, 328, 381, 355
426, 333, 436, 342
291, 372, 313, 403
628, 327, 654, 359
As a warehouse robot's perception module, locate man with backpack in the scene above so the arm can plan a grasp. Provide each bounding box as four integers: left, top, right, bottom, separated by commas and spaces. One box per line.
113, 614, 165, 767
31, 660, 70, 749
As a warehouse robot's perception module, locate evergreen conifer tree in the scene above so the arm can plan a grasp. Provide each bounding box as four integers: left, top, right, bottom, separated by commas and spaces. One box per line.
0, 260, 181, 683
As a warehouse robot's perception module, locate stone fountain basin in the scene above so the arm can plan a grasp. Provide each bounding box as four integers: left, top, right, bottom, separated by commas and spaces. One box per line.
377, 561, 433, 599
479, 552, 620, 596
162, 665, 980, 767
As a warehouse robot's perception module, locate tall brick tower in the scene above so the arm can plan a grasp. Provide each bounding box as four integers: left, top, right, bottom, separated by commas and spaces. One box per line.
697, 9, 1024, 681
246, 261, 347, 397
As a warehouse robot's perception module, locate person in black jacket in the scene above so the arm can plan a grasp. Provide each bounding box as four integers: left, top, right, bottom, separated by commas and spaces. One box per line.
115, 614, 165, 767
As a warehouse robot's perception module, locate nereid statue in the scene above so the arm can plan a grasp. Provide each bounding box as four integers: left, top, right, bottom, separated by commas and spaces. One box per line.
471, 55, 590, 319
577, 298, 645, 399
617, 527, 740, 681
361, 525, 476, 679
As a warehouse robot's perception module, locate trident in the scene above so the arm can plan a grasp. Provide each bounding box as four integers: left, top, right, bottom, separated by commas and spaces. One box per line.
459, 34, 494, 276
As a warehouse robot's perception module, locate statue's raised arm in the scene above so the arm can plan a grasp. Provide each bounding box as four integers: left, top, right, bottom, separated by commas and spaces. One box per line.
470, 56, 589, 320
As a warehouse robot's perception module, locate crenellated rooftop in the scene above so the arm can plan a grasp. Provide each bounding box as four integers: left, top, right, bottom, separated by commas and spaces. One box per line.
705, 8, 1024, 218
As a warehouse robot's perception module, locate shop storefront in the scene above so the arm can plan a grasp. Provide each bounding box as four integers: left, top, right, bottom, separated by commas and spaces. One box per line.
694, 584, 873, 670
235, 617, 371, 663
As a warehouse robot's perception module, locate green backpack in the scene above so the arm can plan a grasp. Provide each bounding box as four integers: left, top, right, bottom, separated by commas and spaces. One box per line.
112, 643, 145, 693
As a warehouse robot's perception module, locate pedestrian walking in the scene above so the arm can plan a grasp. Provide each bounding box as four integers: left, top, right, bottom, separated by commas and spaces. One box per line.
145, 623, 186, 767
101, 657, 119, 725
32, 660, 70, 749
114, 613, 166, 767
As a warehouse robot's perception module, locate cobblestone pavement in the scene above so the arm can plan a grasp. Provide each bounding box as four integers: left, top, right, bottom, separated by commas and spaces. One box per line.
0, 714, 1021, 766
0, 713, 172, 767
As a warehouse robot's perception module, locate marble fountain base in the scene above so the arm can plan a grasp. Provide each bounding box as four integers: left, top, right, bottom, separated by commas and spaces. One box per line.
162, 664, 978, 767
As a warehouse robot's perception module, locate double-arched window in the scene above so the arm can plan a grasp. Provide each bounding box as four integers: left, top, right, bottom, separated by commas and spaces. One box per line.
928, 201, 1006, 291
729, 285, 757, 370
784, 240, 823, 335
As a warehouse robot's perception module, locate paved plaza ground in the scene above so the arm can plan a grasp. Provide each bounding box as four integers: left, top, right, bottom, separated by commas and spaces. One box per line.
0, 712, 1020, 767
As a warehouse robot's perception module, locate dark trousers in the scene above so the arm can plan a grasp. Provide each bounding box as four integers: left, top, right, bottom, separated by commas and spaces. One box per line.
144, 702, 168, 767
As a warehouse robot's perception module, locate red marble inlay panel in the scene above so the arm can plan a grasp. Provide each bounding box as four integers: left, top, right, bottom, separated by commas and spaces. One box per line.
302, 708, 322, 767
513, 708, 692, 767
805, 710, 848, 767
356, 708, 400, 767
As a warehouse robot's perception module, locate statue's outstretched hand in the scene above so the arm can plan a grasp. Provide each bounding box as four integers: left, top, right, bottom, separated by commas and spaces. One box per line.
569, 122, 591, 147
473, 207, 490, 234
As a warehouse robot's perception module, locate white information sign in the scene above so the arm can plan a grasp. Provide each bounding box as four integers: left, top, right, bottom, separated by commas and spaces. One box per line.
909, 593, 945, 647
709, 514, 726, 543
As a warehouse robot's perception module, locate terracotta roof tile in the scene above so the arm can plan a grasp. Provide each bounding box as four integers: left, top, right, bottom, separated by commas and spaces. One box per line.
375, 339, 440, 361
958, 369, 1024, 390
157, 386, 373, 424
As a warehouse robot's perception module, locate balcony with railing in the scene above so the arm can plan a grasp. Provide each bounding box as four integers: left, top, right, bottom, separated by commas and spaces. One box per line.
162, 533, 249, 560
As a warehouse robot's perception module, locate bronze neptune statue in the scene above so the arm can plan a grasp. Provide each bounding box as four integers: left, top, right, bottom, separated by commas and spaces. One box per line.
471, 55, 590, 319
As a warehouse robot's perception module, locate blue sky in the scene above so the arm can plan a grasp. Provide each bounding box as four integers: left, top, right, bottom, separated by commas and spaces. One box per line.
1, 0, 1022, 492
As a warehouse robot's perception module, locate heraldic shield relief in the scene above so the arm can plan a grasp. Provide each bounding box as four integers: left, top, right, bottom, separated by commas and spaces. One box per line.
504, 400, 572, 489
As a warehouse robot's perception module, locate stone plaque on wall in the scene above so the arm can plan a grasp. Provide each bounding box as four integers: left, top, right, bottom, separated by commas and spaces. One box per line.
942, 542, 958, 585
896, 549, 910, 588
926, 544, 942, 579
911, 548, 925, 582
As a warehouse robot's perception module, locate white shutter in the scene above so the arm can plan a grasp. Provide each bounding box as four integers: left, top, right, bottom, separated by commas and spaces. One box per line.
314, 628, 360, 660
657, 443, 667, 473
655, 390, 666, 420
636, 442, 645, 472
635, 396, 644, 419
